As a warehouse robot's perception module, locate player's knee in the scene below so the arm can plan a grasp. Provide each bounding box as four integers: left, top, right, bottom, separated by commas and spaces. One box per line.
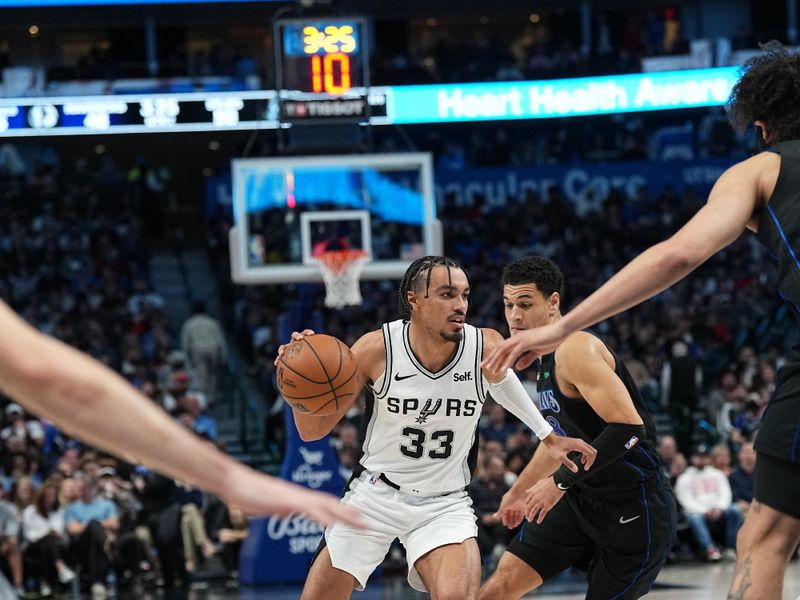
478, 579, 501, 600
735, 526, 752, 558
428, 575, 478, 600
301, 580, 341, 600
434, 587, 475, 600
738, 523, 796, 562
431, 592, 464, 600
478, 574, 511, 600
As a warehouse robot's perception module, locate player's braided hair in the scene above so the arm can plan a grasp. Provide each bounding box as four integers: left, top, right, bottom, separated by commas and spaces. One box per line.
502, 256, 563, 298
397, 256, 466, 321
727, 41, 800, 143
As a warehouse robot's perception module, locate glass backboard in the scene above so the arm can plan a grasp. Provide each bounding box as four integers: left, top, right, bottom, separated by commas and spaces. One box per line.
229, 153, 440, 284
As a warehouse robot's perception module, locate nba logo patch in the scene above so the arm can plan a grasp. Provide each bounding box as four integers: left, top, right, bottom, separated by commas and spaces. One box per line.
624, 436, 639, 450
369, 475, 380, 485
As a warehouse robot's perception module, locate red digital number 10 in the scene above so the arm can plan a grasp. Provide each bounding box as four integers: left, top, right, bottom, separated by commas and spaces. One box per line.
311, 53, 352, 94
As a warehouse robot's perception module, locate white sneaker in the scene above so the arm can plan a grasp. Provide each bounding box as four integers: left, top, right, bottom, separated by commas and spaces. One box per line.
40, 582, 52, 596
91, 582, 107, 600
58, 565, 76, 584
723, 548, 737, 561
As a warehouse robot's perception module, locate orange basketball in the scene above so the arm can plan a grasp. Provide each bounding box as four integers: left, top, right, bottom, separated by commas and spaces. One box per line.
277, 334, 361, 417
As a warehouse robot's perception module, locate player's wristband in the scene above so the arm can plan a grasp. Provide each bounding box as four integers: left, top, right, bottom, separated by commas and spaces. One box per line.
487, 369, 553, 440
552, 422, 647, 490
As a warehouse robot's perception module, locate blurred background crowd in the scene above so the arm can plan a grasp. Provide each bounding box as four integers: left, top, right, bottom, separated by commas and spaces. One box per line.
0, 0, 797, 596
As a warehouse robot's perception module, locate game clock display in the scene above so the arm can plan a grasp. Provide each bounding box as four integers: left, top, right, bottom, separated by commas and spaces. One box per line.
276, 18, 370, 123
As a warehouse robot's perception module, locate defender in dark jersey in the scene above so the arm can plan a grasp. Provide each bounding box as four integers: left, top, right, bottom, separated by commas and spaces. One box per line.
484, 43, 800, 600
479, 257, 676, 600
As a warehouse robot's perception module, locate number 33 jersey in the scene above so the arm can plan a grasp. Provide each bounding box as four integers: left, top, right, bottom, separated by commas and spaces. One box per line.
359, 319, 488, 496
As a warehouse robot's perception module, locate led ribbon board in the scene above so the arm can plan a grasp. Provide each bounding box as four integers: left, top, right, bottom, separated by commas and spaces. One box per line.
0, 67, 741, 136
0, 91, 280, 137
387, 67, 740, 124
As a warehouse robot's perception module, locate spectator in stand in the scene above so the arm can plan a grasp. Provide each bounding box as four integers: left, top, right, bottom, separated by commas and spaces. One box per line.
0, 499, 23, 593
718, 383, 749, 443
181, 301, 228, 404
729, 442, 756, 514
2, 403, 44, 449
711, 443, 734, 477
209, 501, 248, 583
59, 477, 79, 507
661, 341, 702, 451
731, 395, 763, 446
468, 455, 512, 567
177, 480, 215, 573
163, 371, 191, 413
22, 480, 75, 593
179, 393, 218, 441
669, 452, 688, 486
135, 468, 185, 592
675, 444, 743, 562
95, 466, 151, 584
65, 474, 118, 599
337, 447, 357, 483
657, 434, 679, 478
80, 451, 101, 479
13, 476, 36, 515
480, 402, 516, 444
332, 422, 358, 454
483, 440, 506, 461
707, 371, 739, 423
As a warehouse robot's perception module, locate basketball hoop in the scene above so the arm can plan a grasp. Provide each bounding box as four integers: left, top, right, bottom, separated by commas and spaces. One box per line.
315, 249, 368, 308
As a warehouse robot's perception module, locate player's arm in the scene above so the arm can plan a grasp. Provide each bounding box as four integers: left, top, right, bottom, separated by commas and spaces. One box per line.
549, 332, 645, 487
481, 328, 597, 473
495, 444, 561, 528
0, 302, 362, 528
287, 329, 382, 442
483, 152, 774, 371
523, 332, 647, 523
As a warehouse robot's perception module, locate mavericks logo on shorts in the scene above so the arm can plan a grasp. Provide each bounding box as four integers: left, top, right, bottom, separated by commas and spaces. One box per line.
624, 436, 640, 450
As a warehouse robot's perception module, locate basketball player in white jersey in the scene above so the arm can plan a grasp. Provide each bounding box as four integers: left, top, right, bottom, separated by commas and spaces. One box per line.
277, 256, 597, 599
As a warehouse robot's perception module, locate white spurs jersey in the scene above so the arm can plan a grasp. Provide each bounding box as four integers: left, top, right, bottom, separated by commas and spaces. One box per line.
359, 319, 488, 496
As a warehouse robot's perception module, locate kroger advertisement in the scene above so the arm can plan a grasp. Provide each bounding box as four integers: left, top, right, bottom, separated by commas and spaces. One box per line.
434, 157, 736, 215
238, 404, 342, 585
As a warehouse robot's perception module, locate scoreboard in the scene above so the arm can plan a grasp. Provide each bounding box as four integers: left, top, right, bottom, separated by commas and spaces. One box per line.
275, 18, 370, 124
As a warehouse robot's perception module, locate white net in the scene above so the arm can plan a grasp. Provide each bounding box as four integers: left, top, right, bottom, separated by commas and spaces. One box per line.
316, 250, 368, 308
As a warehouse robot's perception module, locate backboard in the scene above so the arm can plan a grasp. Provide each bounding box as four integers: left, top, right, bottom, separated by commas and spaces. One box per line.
229, 153, 441, 284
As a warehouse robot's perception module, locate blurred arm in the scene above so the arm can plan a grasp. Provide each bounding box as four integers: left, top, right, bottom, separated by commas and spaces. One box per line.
0, 301, 257, 502
558, 153, 771, 335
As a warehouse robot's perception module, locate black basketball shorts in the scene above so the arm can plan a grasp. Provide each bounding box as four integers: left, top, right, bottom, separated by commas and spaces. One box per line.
506, 475, 676, 600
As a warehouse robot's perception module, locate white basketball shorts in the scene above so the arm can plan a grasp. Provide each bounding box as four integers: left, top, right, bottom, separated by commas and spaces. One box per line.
322, 470, 477, 592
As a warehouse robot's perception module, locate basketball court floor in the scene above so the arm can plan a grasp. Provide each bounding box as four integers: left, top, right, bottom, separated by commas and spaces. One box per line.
121, 562, 800, 599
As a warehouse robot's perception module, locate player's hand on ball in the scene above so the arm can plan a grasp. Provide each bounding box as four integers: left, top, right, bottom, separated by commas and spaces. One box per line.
540, 433, 597, 473
495, 489, 527, 529
274, 329, 316, 366
524, 477, 565, 525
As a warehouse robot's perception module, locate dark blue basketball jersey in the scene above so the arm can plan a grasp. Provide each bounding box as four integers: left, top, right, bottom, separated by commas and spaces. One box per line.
534, 333, 662, 495
754, 141, 800, 462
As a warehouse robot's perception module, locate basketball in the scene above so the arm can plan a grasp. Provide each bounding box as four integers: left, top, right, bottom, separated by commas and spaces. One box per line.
277, 334, 361, 416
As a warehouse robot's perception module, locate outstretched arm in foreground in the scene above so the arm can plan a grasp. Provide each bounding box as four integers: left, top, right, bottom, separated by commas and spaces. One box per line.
483, 152, 774, 372
0, 302, 361, 528
482, 328, 597, 473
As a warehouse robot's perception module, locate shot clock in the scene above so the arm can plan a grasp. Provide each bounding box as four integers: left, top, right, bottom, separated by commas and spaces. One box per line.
276, 18, 370, 124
